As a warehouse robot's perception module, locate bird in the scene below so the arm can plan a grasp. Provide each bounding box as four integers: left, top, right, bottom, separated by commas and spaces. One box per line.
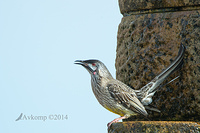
75, 44, 185, 127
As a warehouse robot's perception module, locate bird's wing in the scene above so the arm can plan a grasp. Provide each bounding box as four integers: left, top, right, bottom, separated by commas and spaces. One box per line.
107, 81, 148, 116
135, 44, 185, 106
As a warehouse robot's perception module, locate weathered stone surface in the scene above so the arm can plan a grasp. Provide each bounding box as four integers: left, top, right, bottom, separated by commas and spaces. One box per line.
116, 10, 200, 121
108, 121, 200, 133
119, 0, 200, 15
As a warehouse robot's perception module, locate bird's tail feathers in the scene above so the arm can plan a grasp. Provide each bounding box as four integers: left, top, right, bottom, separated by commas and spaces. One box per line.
154, 44, 185, 87
136, 44, 185, 105
160, 75, 179, 88
146, 44, 185, 94
144, 105, 161, 113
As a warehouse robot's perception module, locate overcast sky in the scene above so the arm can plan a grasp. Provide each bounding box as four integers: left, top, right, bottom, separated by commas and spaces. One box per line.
0, 0, 122, 133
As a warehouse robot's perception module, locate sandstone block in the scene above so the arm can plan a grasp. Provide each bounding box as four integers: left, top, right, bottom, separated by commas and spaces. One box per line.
116, 3, 200, 121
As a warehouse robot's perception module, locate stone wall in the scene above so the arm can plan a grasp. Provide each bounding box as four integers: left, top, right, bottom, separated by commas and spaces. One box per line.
116, 0, 200, 121
118, 0, 200, 15
109, 121, 200, 133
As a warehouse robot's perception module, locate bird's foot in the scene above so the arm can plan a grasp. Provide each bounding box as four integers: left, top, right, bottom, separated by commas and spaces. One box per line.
107, 116, 126, 127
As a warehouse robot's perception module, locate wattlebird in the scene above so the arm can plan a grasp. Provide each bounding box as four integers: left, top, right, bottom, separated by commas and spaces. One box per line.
75, 44, 185, 127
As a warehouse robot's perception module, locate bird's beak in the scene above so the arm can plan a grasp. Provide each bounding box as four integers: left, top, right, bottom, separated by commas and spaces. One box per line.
74, 60, 85, 66
74, 60, 94, 73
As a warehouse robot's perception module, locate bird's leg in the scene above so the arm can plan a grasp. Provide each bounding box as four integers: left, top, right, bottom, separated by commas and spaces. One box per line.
107, 116, 127, 127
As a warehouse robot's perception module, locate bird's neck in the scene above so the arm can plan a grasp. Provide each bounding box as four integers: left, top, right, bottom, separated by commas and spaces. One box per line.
91, 72, 113, 87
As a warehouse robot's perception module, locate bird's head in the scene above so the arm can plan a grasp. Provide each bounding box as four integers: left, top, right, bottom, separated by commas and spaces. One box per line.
75, 59, 113, 79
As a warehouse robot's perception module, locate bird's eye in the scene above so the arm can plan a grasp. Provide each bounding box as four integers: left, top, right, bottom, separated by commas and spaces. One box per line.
92, 63, 96, 66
